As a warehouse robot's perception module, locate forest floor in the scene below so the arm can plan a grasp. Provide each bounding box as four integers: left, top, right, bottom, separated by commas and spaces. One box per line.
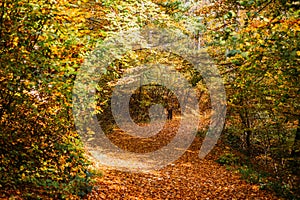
85, 118, 283, 200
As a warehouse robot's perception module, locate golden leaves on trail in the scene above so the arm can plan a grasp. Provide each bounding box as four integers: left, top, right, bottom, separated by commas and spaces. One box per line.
85, 120, 281, 200
107, 119, 179, 153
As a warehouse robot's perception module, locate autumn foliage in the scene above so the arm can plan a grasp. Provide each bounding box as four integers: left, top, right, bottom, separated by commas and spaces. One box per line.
0, 0, 94, 198
0, 0, 299, 199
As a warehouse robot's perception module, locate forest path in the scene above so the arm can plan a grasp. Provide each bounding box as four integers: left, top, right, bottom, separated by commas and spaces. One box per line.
85, 118, 281, 200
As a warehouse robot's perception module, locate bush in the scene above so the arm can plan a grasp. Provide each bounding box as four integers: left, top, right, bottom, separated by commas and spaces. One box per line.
0, 0, 93, 198
216, 153, 240, 166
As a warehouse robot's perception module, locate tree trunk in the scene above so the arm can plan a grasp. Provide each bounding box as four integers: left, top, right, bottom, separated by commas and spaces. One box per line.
167, 108, 173, 120
240, 110, 252, 154
291, 118, 300, 158
245, 130, 251, 153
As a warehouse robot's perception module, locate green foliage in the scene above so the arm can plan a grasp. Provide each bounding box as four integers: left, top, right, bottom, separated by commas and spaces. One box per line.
238, 165, 299, 199
238, 165, 268, 185
154, 0, 187, 15
216, 151, 299, 199
265, 180, 297, 200
216, 153, 240, 166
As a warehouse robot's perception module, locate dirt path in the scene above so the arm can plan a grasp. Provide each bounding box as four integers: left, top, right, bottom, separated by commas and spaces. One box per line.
85, 119, 282, 200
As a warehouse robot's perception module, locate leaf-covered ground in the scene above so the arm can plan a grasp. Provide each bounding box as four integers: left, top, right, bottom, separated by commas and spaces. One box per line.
85, 119, 282, 200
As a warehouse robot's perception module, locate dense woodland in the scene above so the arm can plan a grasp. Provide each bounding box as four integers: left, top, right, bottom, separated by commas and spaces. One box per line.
0, 0, 299, 199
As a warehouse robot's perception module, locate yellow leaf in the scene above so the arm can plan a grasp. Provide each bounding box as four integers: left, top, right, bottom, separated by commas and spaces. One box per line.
21, 173, 26, 180
13, 36, 19, 46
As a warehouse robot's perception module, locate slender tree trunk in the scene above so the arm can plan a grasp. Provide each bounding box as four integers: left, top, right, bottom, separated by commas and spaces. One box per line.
291, 118, 300, 157
139, 77, 143, 102
240, 110, 252, 154
167, 108, 173, 120
245, 129, 251, 153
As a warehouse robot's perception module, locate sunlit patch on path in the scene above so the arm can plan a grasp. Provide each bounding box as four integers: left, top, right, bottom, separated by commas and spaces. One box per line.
85, 118, 282, 199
